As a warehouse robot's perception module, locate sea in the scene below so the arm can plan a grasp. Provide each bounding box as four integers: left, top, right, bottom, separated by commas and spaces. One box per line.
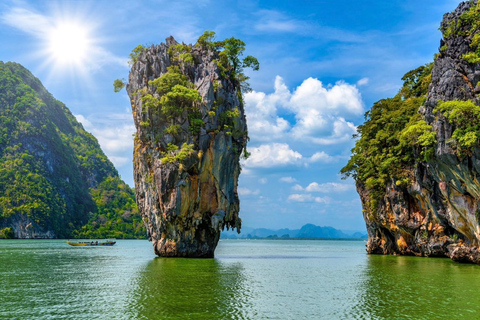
1, 239, 479, 320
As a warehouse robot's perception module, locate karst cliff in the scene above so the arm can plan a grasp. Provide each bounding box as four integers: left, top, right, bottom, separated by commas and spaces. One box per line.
126, 34, 254, 257
343, 1, 480, 263
0, 62, 142, 239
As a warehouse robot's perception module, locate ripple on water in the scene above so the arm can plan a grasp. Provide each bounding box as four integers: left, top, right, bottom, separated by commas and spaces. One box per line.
2, 240, 480, 319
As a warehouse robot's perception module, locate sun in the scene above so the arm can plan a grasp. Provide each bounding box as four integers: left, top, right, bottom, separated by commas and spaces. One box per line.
47, 22, 91, 66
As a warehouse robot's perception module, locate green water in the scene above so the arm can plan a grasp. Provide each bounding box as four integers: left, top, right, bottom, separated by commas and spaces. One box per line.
1, 240, 480, 319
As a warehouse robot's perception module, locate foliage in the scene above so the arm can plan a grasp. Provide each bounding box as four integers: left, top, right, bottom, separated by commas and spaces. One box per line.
195, 31, 259, 89
113, 78, 126, 92
129, 44, 145, 65
160, 84, 202, 118
161, 143, 194, 164
0, 227, 14, 239
435, 100, 480, 155
145, 66, 203, 132
73, 176, 145, 239
399, 64, 433, 99
164, 124, 181, 135
188, 116, 204, 135
341, 64, 434, 213
399, 114, 436, 160
196, 31, 218, 50
439, 2, 480, 63
168, 44, 194, 66
463, 51, 480, 64
0, 62, 145, 239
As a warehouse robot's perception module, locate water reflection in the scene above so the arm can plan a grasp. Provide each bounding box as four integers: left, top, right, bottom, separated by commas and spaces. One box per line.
5, 240, 480, 319
350, 255, 480, 319
127, 258, 249, 320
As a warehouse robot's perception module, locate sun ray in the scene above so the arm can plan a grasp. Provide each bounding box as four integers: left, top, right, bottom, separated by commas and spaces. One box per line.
48, 22, 91, 66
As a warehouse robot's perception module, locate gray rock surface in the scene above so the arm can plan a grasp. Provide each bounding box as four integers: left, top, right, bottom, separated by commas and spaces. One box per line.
362, 1, 480, 263
126, 37, 247, 257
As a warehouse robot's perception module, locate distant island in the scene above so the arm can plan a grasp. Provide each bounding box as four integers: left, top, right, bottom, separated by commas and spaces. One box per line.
221, 223, 367, 240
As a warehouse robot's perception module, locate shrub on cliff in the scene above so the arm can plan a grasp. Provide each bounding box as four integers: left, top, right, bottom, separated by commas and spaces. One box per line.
435, 100, 480, 156
0, 227, 14, 239
341, 63, 435, 213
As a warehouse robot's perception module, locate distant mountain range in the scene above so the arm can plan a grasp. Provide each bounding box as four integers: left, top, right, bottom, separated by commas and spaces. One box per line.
221, 223, 367, 239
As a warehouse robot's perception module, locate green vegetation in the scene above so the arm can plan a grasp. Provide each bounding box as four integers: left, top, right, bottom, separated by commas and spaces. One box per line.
219, 107, 241, 136
196, 31, 218, 50
168, 44, 194, 66
129, 44, 145, 65
341, 64, 435, 213
113, 78, 126, 92
161, 143, 194, 164
0, 62, 145, 239
0, 227, 14, 239
196, 31, 259, 92
440, 2, 480, 63
73, 177, 145, 239
435, 100, 480, 155
399, 115, 436, 160
144, 66, 201, 120
164, 124, 180, 135
128, 32, 256, 167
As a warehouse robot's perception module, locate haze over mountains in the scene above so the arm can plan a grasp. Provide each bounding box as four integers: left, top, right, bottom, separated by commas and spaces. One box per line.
222, 223, 367, 239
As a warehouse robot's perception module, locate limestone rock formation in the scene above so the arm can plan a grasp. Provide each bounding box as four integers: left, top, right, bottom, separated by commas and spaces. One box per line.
126, 36, 248, 257
351, 1, 480, 263
0, 62, 140, 239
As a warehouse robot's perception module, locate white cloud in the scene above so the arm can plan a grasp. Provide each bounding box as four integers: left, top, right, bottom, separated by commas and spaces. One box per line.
243, 143, 302, 168
280, 176, 297, 183
292, 184, 304, 191
289, 78, 362, 142
309, 151, 336, 163
304, 182, 355, 193
75, 114, 92, 128
259, 178, 268, 184
357, 78, 369, 86
290, 78, 364, 116
244, 76, 363, 146
309, 118, 357, 145
288, 194, 331, 203
75, 113, 135, 168
254, 10, 301, 33
108, 156, 130, 167
244, 77, 291, 142
238, 187, 260, 196
1, 7, 50, 37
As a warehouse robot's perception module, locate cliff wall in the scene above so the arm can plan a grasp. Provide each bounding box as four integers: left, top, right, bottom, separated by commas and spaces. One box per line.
0, 62, 141, 239
349, 1, 480, 263
126, 36, 249, 257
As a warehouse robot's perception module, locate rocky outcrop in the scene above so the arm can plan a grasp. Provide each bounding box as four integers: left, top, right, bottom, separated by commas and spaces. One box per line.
361, 1, 480, 263
0, 62, 139, 239
126, 37, 247, 257
2, 215, 55, 239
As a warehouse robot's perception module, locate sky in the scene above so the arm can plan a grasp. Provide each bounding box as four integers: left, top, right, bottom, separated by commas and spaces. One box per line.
0, 0, 463, 232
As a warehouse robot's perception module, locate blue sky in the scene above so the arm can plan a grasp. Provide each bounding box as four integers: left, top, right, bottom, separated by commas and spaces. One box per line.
0, 0, 462, 231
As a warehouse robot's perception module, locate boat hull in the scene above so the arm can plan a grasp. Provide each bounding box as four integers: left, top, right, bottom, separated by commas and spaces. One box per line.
66, 241, 116, 247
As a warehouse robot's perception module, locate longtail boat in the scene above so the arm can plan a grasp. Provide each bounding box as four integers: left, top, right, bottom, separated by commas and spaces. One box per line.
66, 240, 116, 246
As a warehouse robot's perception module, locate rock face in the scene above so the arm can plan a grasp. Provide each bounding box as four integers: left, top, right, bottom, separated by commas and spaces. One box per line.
0, 62, 140, 239
360, 1, 480, 263
126, 37, 247, 257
